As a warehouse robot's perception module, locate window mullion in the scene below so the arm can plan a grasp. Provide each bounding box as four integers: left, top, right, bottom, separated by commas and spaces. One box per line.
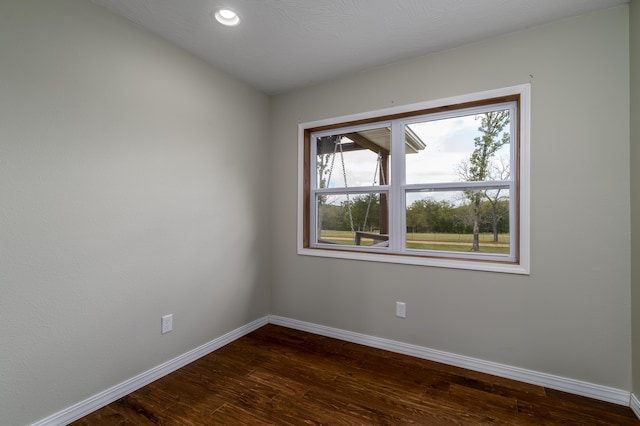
403, 181, 511, 192
315, 185, 389, 195
389, 119, 405, 253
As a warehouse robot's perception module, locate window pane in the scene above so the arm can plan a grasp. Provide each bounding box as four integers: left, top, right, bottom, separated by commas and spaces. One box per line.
316, 128, 390, 188
405, 189, 510, 254
405, 109, 511, 184
316, 192, 389, 247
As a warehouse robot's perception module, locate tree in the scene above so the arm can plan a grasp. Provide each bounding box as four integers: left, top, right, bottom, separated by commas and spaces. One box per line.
406, 200, 429, 234
406, 199, 458, 234
319, 202, 345, 230
344, 194, 380, 232
483, 157, 510, 242
458, 111, 510, 251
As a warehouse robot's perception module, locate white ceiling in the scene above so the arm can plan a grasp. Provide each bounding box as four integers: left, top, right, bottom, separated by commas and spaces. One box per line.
92, 0, 628, 95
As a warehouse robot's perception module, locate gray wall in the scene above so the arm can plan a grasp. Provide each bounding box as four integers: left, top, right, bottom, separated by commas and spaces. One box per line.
631, 0, 640, 399
0, 1, 270, 425
271, 5, 631, 391
1, 2, 635, 425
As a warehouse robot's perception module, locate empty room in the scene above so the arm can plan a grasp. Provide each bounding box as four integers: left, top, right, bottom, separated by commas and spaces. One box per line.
2, 0, 640, 424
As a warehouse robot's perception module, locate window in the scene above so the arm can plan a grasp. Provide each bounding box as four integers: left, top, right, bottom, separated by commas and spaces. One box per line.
298, 85, 530, 274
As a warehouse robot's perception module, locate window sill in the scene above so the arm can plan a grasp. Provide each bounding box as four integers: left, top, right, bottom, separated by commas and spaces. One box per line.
297, 246, 529, 275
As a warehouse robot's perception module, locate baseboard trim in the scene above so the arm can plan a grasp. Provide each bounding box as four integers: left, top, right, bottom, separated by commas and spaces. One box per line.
31, 316, 269, 426
31, 314, 635, 425
269, 315, 631, 407
631, 393, 640, 419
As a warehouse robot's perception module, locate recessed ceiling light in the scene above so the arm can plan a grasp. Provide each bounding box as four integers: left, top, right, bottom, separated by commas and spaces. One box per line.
214, 9, 240, 27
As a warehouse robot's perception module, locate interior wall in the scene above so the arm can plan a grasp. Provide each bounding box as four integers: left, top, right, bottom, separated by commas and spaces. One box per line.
631, 0, 640, 399
0, 1, 270, 425
270, 6, 631, 391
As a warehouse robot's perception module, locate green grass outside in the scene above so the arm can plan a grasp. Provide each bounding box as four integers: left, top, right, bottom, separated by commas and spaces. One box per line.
405, 242, 509, 254
406, 231, 510, 244
319, 230, 510, 254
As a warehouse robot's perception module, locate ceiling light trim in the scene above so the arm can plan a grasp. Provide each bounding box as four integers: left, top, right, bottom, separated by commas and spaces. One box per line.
213, 8, 240, 27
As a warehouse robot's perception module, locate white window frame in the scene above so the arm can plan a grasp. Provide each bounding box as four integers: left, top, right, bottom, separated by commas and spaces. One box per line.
297, 85, 530, 274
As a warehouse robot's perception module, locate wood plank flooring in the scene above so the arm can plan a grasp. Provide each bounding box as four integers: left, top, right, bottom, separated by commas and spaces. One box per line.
72, 324, 639, 425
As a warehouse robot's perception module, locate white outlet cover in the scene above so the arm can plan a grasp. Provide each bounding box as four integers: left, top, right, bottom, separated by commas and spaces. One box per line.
161, 314, 173, 334
396, 302, 406, 318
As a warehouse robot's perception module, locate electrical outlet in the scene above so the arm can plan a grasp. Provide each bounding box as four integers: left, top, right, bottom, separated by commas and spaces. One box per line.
396, 302, 406, 318
161, 314, 173, 334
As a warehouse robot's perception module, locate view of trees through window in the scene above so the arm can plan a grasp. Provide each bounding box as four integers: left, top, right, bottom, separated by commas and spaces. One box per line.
312, 103, 515, 257
403, 109, 512, 254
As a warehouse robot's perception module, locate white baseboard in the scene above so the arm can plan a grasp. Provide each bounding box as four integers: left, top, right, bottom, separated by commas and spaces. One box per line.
631, 393, 640, 419
31, 314, 636, 425
269, 315, 631, 407
31, 316, 269, 426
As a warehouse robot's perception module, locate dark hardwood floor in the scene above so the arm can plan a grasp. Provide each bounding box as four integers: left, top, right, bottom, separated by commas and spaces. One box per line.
72, 324, 639, 425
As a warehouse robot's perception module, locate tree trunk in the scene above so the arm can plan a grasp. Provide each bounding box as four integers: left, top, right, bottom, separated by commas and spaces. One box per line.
472, 197, 480, 251
492, 202, 499, 242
